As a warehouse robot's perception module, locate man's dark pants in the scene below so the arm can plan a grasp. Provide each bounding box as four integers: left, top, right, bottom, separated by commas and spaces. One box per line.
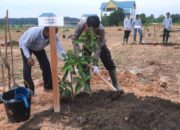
100, 44, 116, 70
21, 49, 52, 93
163, 29, 170, 42
124, 30, 131, 44
83, 44, 115, 71
82, 44, 115, 91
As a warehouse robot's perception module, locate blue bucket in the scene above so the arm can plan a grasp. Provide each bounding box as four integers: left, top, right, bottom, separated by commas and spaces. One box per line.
1, 87, 32, 123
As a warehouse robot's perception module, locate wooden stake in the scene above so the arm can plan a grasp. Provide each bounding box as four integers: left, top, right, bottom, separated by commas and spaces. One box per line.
4, 16, 8, 58
154, 24, 156, 37
49, 27, 60, 112
0, 45, 5, 91
4, 15, 11, 90
7, 10, 15, 84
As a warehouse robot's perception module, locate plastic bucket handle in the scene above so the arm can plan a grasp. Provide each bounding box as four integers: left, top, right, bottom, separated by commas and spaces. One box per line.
15, 94, 29, 108
15, 87, 30, 108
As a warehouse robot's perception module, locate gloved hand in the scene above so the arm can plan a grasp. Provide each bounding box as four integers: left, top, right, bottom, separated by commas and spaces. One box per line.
92, 66, 99, 74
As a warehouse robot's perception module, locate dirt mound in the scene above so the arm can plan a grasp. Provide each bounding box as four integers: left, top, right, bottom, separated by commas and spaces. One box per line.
16, 91, 180, 130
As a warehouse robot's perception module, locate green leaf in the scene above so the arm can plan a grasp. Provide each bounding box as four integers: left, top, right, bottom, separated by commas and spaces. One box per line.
75, 83, 82, 93
63, 65, 73, 72
62, 71, 69, 81
65, 88, 71, 96
59, 85, 64, 94
84, 75, 91, 82
74, 77, 82, 82
79, 71, 87, 81
80, 61, 89, 64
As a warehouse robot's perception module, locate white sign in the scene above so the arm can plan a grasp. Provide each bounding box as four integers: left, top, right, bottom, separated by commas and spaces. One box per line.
38, 16, 64, 26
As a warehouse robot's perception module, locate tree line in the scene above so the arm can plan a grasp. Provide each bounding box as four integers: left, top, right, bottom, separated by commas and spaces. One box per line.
0, 17, 79, 28
102, 10, 180, 26
0, 12, 180, 27
0, 18, 38, 27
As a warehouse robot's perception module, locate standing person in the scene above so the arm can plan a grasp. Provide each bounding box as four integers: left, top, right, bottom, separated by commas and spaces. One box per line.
19, 27, 65, 93
162, 12, 172, 43
71, 15, 123, 94
123, 13, 131, 45
132, 14, 143, 44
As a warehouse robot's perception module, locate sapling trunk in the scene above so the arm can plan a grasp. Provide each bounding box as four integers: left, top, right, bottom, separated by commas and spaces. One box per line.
70, 71, 74, 99
7, 11, 15, 85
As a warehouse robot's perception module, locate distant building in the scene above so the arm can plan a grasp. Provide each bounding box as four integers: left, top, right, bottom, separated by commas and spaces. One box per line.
100, 0, 136, 17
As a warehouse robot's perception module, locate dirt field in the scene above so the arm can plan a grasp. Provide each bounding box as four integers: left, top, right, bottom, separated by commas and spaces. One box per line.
0, 25, 180, 130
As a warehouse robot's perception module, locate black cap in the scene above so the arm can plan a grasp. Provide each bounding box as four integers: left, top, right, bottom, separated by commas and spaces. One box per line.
87, 15, 100, 28
166, 12, 170, 15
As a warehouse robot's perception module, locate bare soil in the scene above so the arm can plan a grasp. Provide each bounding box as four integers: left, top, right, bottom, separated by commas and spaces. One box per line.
0, 25, 180, 130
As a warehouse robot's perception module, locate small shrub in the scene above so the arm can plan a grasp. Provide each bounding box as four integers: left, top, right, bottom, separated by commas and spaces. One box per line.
59, 28, 98, 99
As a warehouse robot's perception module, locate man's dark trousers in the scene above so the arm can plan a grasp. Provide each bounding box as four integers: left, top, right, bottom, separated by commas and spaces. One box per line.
100, 44, 116, 70
21, 49, 52, 93
163, 29, 170, 42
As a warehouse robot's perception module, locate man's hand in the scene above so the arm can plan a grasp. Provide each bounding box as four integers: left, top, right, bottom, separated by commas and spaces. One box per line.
92, 66, 99, 74
27, 57, 35, 66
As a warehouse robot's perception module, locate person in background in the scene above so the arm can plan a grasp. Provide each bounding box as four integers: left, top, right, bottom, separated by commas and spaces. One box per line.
19, 27, 65, 94
162, 12, 172, 43
132, 14, 143, 44
71, 15, 123, 94
123, 13, 131, 45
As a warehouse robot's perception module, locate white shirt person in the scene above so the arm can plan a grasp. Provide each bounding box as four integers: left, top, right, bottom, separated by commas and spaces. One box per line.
162, 12, 172, 43
132, 15, 143, 44
123, 13, 132, 44
19, 26, 65, 93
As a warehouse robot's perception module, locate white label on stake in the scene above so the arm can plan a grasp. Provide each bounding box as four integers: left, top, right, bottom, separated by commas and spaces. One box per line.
38, 17, 64, 27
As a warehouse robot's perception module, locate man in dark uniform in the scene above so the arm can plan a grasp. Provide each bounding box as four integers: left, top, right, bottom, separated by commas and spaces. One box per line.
71, 16, 123, 94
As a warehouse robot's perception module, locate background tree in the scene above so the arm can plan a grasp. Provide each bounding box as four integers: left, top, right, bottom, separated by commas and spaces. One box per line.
146, 14, 155, 23
102, 9, 124, 26
109, 9, 124, 26
156, 15, 165, 23
101, 16, 111, 26
140, 13, 147, 24
171, 14, 180, 23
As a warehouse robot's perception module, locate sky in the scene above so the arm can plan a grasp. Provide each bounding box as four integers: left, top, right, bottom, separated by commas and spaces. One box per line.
0, 0, 180, 18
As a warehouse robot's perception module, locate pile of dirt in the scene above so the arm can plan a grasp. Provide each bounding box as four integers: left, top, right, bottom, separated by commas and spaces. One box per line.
15, 91, 180, 130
